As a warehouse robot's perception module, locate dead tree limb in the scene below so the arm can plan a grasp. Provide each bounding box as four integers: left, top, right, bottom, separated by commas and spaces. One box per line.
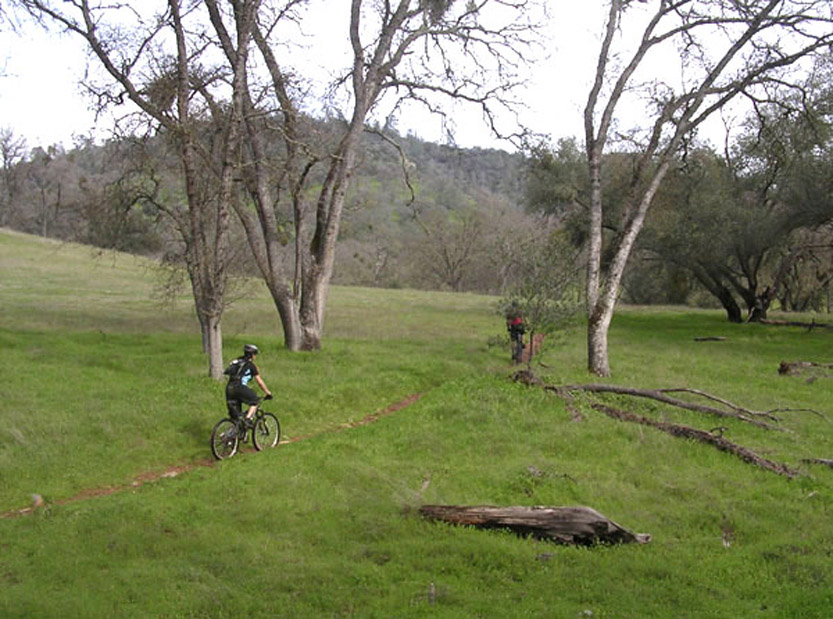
511, 372, 804, 478
801, 458, 833, 469
592, 403, 800, 478
557, 384, 784, 430
768, 407, 830, 422
553, 386, 585, 422
657, 388, 778, 420
419, 504, 651, 546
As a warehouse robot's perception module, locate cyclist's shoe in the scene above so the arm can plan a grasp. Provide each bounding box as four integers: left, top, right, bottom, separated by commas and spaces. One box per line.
243, 417, 256, 429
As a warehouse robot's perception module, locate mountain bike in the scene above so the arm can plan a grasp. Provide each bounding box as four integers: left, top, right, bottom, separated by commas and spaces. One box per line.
210, 395, 281, 460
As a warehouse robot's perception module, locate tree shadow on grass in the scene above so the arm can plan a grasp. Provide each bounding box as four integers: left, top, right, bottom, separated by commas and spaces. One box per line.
182, 418, 213, 449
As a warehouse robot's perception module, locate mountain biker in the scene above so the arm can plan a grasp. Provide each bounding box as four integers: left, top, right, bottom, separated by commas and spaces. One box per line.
225, 344, 273, 426
505, 302, 526, 364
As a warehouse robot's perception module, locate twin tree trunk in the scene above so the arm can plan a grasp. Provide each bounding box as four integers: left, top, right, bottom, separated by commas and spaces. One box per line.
585, 160, 671, 377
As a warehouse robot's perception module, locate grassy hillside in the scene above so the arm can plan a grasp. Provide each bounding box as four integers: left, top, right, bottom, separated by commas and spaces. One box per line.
1, 228, 832, 617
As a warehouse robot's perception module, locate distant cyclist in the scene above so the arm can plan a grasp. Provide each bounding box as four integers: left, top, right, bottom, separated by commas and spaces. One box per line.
505, 302, 526, 364
224, 344, 273, 426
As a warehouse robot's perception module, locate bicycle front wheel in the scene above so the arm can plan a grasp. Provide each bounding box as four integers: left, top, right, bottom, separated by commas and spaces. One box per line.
211, 418, 240, 460
252, 412, 281, 451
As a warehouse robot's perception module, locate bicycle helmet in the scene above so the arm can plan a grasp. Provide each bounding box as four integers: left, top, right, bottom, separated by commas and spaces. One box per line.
243, 344, 260, 357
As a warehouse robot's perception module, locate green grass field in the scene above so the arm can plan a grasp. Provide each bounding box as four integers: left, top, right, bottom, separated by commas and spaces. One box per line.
1, 228, 832, 617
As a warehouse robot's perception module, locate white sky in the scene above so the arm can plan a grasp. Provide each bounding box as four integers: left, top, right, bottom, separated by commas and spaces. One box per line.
0, 1, 723, 153
0, 28, 99, 148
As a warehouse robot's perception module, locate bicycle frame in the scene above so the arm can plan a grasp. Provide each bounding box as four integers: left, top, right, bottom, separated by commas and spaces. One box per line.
211, 395, 279, 460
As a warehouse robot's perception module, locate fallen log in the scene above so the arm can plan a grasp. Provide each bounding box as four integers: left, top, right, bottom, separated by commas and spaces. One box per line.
592, 403, 800, 478
419, 504, 651, 546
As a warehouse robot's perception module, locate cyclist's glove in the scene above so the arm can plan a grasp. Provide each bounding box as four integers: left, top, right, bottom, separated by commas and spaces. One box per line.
264, 394, 273, 400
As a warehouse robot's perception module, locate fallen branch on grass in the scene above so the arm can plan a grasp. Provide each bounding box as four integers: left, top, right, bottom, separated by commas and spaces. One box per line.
555, 383, 784, 431
591, 403, 800, 478
419, 504, 651, 546
512, 371, 802, 478
553, 386, 586, 422
801, 458, 833, 469
768, 407, 830, 422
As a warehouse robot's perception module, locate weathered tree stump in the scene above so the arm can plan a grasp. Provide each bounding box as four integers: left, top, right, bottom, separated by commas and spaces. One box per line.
419, 505, 651, 546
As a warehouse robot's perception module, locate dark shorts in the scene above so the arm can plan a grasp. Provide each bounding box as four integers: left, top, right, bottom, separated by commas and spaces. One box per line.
226, 383, 259, 406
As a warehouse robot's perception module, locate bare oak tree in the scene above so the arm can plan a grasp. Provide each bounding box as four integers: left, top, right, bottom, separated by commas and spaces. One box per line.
226, 0, 537, 349
583, 0, 833, 376
14, 0, 256, 377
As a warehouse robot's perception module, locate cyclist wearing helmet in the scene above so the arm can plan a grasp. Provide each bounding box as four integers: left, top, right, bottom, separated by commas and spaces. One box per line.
225, 344, 273, 425
505, 302, 526, 364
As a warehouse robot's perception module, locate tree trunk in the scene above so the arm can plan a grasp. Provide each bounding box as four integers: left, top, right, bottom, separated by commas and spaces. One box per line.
419, 505, 651, 546
747, 296, 769, 322
203, 313, 224, 379
297, 125, 360, 350
270, 285, 302, 351
299, 263, 329, 351
585, 163, 670, 377
692, 265, 743, 323
587, 304, 613, 377
717, 286, 744, 323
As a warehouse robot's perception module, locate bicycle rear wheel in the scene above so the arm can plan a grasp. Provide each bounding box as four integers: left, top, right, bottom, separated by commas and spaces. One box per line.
211, 418, 240, 460
252, 412, 281, 451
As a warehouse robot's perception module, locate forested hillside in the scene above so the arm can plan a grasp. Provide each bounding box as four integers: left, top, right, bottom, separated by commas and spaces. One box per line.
332, 132, 528, 292
0, 128, 530, 294
4, 103, 833, 316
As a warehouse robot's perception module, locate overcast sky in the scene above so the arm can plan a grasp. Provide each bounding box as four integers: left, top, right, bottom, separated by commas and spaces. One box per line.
0, 2, 653, 152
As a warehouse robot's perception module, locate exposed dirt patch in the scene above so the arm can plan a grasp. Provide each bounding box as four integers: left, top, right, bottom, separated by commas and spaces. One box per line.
2, 393, 424, 519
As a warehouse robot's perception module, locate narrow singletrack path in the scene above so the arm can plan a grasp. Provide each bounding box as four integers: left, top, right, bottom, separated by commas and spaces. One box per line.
2, 393, 424, 519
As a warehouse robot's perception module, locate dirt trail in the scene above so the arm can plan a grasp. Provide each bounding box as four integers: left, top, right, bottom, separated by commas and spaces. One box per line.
2, 393, 424, 520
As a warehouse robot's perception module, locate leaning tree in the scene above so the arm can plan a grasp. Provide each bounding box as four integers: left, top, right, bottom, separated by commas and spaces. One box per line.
582, 0, 833, 376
